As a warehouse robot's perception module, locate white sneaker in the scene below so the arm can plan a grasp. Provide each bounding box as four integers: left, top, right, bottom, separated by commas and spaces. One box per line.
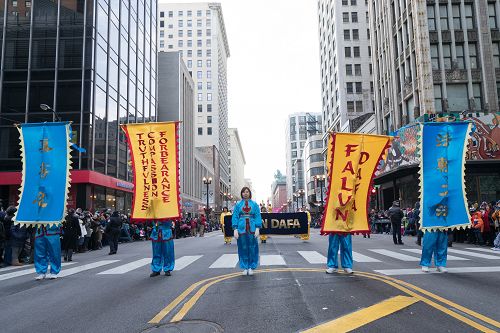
344, 268, 353, 274
35, 274, 45, 280
326, 267, 336, 274
46, 273, 58, 279
242, 269, 248, 276
491, 247, 500, 251
421, 266, 430, 273
248, 269, 254, 276
436, 266, 448, 273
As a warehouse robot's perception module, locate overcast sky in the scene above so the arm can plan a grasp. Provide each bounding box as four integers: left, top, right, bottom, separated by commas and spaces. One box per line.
160, 0, 322, 201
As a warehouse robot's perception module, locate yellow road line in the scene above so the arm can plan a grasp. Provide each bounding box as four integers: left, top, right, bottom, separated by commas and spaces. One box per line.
301, 296, 418, 333
359, 271, 500, 329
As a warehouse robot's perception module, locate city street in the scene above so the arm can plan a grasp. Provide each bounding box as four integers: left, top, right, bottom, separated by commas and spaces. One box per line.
1, 230, 499, 333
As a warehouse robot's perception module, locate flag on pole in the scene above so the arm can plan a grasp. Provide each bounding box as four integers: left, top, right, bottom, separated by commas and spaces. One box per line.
121, 122, 181, 221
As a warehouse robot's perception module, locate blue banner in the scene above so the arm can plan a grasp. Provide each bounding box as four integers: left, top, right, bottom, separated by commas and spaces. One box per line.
14, 123, 72, 226
420, 122, 472, 231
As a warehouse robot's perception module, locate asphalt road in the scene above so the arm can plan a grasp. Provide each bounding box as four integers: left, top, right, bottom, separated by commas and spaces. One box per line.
0, 230, 499, 333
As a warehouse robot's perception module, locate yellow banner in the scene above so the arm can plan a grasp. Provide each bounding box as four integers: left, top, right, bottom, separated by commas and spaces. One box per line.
322, 133, 392, 234
121, 122, 181, 221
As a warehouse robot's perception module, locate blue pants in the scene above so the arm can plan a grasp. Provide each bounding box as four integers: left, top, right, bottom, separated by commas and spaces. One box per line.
420, 231, 448, 267
34, 235, 62, 275
237, 232, 259, 270
327, 234, 353, 269
151, 240, 175, 273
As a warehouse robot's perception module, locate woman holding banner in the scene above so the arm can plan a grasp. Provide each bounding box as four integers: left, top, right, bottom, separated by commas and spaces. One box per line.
232, 187, 262, 276
150, 220, 175, 277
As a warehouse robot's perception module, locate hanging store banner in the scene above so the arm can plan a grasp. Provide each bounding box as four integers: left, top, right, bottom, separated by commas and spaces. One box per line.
14, 122, 72, 226
321, 133, 392, 234
419, 122, 472, 231
121, 122, 181, 221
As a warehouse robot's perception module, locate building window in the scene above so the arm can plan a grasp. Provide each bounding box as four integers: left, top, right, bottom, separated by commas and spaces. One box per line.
159, 41, 164, 48
178, 20, 183, 27
197, 49, 202, 56
456, 44, 465, 69
168, 11, 173, 18
197, 60, 202, 67
207, 49, 212, 57
197, 29, 202, 37
197, 71, 202, 79
439, 5, 449, 30
447, 84, 468, 111
291, 151, 297, 158
353, 46, 360, 57
198, 104, 203, 112
187, 19, 192, 27
187, 60, 192, 68
168, 34, 173, 39
206, 39, 211, 47
207, 127, 212, 135
355, 82, 362, 93
291, 142, 297, 149
489, 3, 497, 29
178, 40, 183, 47
343, 12, 349, 23
355, 101, 363, 112
207, 116, 212, 124
160, 21, 164, 28
206, 59, 211, 67
207, 82, 212, 90
442, 44, 452, 69
434, 85, 442, 112
351, 12, 358, 23
347, 101, 354, 113
187, 10, 192, 17
469, 44, 478, 68
187, 50, 192, 57
160, 31, 164, 38
342, 0, 348, 5
207, 29, 211, 36
160, 11, 164, 18
346, 82, 353, 93
168, 45, 173, 49
452, 5, 461, 30
207, 93, 212, 101
178, 30, 183, 37
187, 40, 192, 47
207, 104, 212, 112
197, 40, 202, 47
430, 44, 439, 69
198, 127, 203, 135
345, 47, 351, 57
207, 19, 211, 25
352, 29, 359, 40
346, 64, 353, 76
207, 71, 212, 78
427, 6, 436, 31
178, 10, 183, 16
344, 29, 350, 40
472, 84, 482, 110
206, 10, 211, 16
355, 64, 361, 76
197, 82, 202, 90
197, 10, 202, 17
493, 43, 500, 68
465, 4, 474, 29
188, 30, 192, 37
351, 0, 356, 5
198, 93, 203, 101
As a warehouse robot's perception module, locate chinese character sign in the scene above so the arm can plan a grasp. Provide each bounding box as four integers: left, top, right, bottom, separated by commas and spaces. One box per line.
121, 122, 181, 221
14, 123, 72, 226
322, 133, 392, 234
419, 122, 472, 231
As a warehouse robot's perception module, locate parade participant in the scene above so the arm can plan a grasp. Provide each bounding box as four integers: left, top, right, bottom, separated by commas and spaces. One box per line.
259, 204, 268, 244
34, 225, 61, 280
232, 187, 262, 276
420, 229, 449, 273
326, 233, 353, 274
150, 220, 175, 277
220, 207, 232, 244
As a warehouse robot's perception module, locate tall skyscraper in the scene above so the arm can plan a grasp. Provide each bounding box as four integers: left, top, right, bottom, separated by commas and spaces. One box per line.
317, 0, 374, 133
0, 0, 157, 211
157, 2, 230, 198
285, 112, 322, 200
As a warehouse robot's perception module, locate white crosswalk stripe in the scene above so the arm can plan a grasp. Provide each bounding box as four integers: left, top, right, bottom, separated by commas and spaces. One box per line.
0, 262, 76, 281
447, 249, 500, 260
58, 260, 120, 277
209, 254, 239, 268
298, 251, 326, 264
401, 249, 469, 261
352, 251, 381, 262
368, 249, 420, 261
174, 255, 203, 271
260, 255, 286, 266
98, 258, 151, 275
375, 266, 500, 276
465, 248, 500, 255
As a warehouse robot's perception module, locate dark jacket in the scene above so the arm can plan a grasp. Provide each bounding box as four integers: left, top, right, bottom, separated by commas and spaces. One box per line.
388, 205, 404, 224
107, 216, 122, 235
63, 213, 81, 249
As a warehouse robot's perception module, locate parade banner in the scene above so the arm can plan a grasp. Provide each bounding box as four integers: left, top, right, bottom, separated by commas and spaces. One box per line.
14, 122, 72, 226
419, 122, 472, 231
121, 122, 181, 221
322, 133, 392, 234
223, 212, 308, 237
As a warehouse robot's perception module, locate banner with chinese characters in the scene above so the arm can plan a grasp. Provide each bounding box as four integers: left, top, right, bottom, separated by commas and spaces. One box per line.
322, 133, 392, 235
121, 122, 181, 221
419, 122, 472, 231
14, 123, 72, 226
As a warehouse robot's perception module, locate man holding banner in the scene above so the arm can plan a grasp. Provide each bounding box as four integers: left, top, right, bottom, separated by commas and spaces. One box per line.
121, 122, 181, 277
322, 133, 392, 274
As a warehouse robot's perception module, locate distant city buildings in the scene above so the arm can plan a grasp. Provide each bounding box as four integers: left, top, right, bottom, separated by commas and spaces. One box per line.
228, 128, 246, 200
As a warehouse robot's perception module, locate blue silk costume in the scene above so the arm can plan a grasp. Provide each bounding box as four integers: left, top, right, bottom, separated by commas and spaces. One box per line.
150, 221, 175, 273
420, 231, 448, 268
327, 234, 353, 269
34, 225, 62, 275
232, 200, 262, 270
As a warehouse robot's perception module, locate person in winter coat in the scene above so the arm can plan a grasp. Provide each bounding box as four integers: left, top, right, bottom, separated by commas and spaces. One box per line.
63, 209, 81, 261
7, 207, 28, 266
388, 201, 404, 245
190, 218, 197, 237
470, 207, 484, 245
0, 210, 6, 265
106, 211, 122, 255
199, 215, 206, 237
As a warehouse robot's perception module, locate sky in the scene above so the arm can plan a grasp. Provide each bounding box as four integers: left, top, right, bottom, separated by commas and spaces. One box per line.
160, 0, 322, 200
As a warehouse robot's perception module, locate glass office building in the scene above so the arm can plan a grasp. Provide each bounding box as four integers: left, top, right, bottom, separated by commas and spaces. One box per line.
0, 0, 157, 211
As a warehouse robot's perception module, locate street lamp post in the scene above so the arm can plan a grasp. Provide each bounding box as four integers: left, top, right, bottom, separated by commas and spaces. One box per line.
287, 199, 292, 212
40, 104, 61, 122
293, 193, 299, 212
202, 176, 212, 215
315, 175, 326, 212
298, 189, 305, 209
